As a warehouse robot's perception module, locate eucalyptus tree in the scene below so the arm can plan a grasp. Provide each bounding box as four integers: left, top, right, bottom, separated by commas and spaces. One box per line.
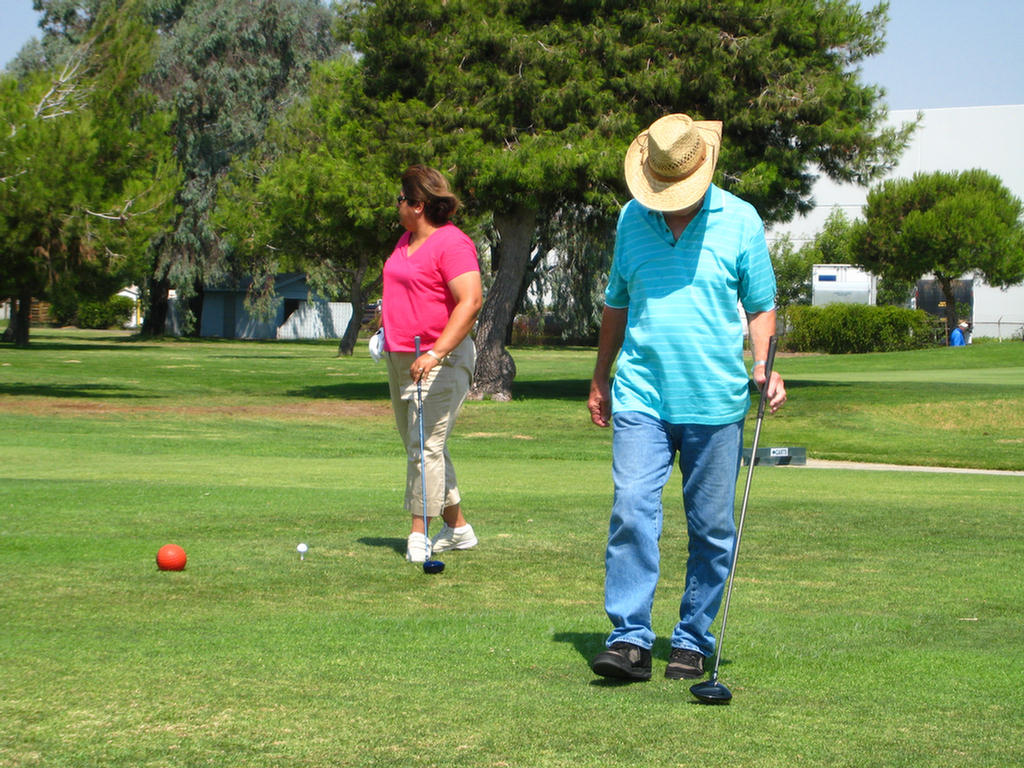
18, 0, 192, 70
528, 206, 617, 345
850, 169, 1024, 332
140, 0, 336, 336
341, 0, 912, 399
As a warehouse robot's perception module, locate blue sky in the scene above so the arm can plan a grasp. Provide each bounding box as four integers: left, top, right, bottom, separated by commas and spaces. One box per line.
2, 0, 1023, 109
855, 0, 1024, 109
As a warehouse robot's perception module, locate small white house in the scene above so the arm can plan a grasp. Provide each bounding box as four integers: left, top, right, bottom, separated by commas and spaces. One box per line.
116, 285, 142, 328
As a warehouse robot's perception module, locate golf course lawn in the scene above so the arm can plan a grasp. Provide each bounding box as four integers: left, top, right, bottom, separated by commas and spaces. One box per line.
2, 330, 1021, 767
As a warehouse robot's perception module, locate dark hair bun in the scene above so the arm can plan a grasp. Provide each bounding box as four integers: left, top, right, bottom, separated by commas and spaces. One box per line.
427, 196, 458, 224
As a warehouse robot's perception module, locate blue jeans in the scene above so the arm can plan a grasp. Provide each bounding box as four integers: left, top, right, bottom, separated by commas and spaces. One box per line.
604, 411, 744, 657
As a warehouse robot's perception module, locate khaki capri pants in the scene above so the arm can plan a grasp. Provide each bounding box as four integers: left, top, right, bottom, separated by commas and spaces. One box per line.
386, 336, 475, 517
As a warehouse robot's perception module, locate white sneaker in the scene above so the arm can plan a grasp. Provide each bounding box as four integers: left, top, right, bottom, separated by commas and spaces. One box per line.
430, 524, 478, 553
406, 533, 431, 563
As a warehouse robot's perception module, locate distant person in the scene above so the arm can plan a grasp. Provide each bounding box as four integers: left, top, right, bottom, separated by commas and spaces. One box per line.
381, 165, 482, 564
950, 321, 969, 346
587, 114, 786, 682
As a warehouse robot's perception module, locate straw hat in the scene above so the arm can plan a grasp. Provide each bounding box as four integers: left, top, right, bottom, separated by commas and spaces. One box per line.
624, 114, 723, 212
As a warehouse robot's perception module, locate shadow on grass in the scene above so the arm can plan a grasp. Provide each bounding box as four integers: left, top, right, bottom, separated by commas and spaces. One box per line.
290, 383, 390, 401
552, 631, 606, 663
358, 536, 406, 556
0, 382, 145, 399
554, 632, 683, 663
290, 379, 591, 402
512, 379, 588, 401
2, 341, 145, 353
287, 377, 831, 404
750, 378, 846, 391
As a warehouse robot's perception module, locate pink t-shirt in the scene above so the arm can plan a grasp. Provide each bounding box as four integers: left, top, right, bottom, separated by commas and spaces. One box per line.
382, 222, 480, 353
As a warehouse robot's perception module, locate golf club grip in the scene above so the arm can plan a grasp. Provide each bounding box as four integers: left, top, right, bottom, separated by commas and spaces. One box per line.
756, 335, 778, 419
414, 335, 420, 358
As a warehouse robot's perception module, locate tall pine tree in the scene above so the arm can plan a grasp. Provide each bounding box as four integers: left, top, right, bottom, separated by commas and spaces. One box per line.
1, 0, 176, 346
339, 0, 912, 398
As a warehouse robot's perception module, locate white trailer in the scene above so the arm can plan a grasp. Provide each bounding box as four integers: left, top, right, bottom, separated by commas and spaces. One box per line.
811, 264, 877, 307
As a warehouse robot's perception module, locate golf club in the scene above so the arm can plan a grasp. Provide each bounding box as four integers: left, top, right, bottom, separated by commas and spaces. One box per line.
414, 336, 445, 575
690, 335, 778, 704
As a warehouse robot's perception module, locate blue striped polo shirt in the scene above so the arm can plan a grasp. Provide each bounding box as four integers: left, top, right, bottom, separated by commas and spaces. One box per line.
605, 185, 777, 425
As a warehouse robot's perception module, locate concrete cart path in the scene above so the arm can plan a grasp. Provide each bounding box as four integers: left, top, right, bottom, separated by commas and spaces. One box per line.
802, 459, 1024, 477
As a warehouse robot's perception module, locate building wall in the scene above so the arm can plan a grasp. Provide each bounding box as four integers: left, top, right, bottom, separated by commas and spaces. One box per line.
200, 293, 281, 339
197, 292, 354, 340
974, 282, 1024, 340
769, 104, 1024, 245
276, 302, 354, 340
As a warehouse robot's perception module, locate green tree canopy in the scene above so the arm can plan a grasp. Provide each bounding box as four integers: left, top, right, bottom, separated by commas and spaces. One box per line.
216, 60, 398, 354
22, 0, 192, 69
849, 169, 1024, 333
1, 0, 177, 346
769, 235, 814, 321
337, 0, 912, 398
770, 208, 858, 331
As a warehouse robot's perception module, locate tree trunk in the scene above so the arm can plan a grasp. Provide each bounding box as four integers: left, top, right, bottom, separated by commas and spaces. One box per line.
334, 253, 381, 356
8, 287, 32, 348
337, 278, 365, 356
186, 280, 205, 338
936, 274, 958, 343
142, 278, 170, 337
470, 203, 538, 401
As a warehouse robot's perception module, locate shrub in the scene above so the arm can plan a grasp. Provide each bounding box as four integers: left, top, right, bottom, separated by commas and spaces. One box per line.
510, 313, 597, 346
785, 303, 943, 353
78, 296, 136, 329
110, 295, 136, 326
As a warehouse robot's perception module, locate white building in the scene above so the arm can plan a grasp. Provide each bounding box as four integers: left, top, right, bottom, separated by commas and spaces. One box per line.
768, 104, 1024, 340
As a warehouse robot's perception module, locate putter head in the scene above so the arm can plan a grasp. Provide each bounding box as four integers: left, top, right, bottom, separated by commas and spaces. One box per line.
689, 679, 732, 704
423, 559, 445, 574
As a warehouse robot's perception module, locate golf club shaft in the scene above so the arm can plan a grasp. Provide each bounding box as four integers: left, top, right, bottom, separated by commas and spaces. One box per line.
414, 337, 430, 547
708, 335, 777, 683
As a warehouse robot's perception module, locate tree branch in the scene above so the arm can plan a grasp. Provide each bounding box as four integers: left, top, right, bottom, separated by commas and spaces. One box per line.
33, 49, 92, 121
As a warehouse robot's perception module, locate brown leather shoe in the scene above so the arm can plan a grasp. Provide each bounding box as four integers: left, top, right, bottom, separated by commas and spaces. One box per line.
665, 647, 705, 679
591, 642, 652, 681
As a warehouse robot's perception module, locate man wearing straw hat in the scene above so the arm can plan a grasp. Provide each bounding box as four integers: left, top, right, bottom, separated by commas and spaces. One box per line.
587, 114, 787, 682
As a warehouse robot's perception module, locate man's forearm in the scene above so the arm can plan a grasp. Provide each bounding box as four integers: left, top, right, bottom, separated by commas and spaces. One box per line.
593, 306, 627, 381
747, 309, 777, 370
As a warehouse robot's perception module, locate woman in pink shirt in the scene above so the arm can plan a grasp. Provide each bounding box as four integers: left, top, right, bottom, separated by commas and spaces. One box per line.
382, 165, 483, 564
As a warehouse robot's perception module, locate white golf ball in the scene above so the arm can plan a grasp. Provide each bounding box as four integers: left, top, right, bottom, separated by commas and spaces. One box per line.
297, 543, 308, 554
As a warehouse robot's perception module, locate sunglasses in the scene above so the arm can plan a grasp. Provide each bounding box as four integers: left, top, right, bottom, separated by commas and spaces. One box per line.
397, 194, 416, 206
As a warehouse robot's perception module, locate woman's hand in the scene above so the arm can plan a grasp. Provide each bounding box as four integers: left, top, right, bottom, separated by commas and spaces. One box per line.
409, 353, 439, 383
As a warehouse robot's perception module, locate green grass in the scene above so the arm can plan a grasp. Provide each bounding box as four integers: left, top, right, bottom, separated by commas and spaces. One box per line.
1, 330, 1023, 767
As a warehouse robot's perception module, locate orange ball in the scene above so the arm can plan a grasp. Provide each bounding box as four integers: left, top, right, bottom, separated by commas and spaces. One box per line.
156, 544, 187, 571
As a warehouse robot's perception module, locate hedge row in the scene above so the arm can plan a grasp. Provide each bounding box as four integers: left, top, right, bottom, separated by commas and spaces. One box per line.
77, 296, 136, 329
784, 303, 943, 354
